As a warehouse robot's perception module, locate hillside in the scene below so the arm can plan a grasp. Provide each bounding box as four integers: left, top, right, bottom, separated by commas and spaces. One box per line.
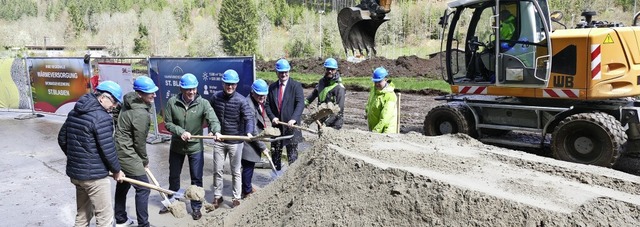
0, 0, 637, 60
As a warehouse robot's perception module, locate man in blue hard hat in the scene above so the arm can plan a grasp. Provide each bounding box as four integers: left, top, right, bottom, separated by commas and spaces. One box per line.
58, 80, 125, 227
209, 69, 254, 209
241, 79, 270, 199
162, 73, 221, 220
265, 59, 305, 171
365, 67, 398, 133
113, 76, 158, 227
305, 57, 346, 129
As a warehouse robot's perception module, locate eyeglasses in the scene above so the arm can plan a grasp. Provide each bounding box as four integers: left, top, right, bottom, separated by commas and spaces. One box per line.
325, 68, 336, 71
103, 94, 116, 104
224, 83, 237, 86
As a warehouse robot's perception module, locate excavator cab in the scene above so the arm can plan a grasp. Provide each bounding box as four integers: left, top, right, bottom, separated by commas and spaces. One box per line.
441, 0, 552, 88
338, 0, 392, 57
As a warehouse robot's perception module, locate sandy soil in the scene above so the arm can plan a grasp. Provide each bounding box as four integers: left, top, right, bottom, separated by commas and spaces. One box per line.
174, 89, 640, 226
194, 128, 640, 226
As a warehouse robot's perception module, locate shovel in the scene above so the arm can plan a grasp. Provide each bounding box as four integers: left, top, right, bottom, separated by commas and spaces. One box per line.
276, 121, 318, 134
191, 134, 271, 141
145, 168, 172, 209
114, 175, 185, 200
261, 148, 283, 178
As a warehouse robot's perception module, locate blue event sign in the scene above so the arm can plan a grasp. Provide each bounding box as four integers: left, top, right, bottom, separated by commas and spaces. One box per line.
148, 57, 255, 134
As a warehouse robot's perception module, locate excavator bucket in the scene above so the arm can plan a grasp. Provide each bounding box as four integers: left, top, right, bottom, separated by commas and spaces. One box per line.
338, 7, 389, 57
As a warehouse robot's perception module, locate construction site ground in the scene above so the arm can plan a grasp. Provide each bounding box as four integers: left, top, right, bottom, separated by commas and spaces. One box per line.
3, 88, 640, 226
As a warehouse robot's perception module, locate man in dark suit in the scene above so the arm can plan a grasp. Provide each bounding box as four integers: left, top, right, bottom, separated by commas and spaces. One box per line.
265, 59, 305, 171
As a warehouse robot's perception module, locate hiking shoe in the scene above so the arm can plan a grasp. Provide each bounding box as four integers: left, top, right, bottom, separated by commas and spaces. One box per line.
115, 218, 135, 227
212, 197, 223, 209
232, 199, 240, 208
159, 207, 170, 214
191, 209, 202, 220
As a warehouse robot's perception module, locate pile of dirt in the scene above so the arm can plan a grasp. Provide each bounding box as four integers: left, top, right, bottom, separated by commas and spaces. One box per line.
197, 129, 640, 226
256, 55, 443, 79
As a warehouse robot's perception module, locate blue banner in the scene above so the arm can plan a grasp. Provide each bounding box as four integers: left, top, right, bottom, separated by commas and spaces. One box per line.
148, 57, 255, 134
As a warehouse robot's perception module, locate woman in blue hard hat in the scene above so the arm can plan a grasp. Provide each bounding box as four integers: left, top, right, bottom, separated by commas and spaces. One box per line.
240, 79, 270, 199
365, 67, 398, 133
113, 76, 159, 227
162, 73, 221, 220
305, 57, 346, 129
209, 69, 254, 209
57, 80, 125, 227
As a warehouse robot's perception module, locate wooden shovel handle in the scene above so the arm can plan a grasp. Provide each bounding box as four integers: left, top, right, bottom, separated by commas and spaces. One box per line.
116, 175, 177, 195
191, 135, 253, 141
145, 169, 169, 200
276, 121, 317, 134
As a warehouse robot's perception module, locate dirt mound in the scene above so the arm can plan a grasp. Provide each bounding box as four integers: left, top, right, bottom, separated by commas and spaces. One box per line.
256, 55, 443, 79
197, 129, 640, 226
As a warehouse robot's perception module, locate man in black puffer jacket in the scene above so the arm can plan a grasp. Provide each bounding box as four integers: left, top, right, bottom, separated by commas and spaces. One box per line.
209, 69, 254, 208
57, 81, 126, 227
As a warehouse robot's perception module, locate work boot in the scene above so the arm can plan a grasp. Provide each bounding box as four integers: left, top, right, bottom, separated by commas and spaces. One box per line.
191, 209, 202, 220
232, 199, 241, 208
212, 197, 224, 209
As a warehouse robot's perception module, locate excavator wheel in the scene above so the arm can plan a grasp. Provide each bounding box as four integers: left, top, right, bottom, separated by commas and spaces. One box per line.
551, 112, 627, 167
423, 103, 477, 138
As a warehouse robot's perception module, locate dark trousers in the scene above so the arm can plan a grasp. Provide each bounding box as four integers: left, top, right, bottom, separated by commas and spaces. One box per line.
270, 140, 298, 171
169, 151, 203, 210
114, 175, 150, 227
241, 159, 255, 195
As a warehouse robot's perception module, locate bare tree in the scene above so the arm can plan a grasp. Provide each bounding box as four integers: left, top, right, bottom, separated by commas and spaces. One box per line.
188, 15, 223, 56
95, 10, 138, 56
140, 8, 181, 56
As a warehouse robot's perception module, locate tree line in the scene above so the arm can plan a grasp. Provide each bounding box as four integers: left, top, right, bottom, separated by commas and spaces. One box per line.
0, 0, 637, 60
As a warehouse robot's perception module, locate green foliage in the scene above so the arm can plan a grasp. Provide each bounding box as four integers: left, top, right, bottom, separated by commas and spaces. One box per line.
320, 27, 337, 58
255, 72, 451, 93
133, 24, 150, 55
175, 1, 193, 39
68, 5, 86, 37
219, 0, 259, 56
267, 0, 290, 27
0, 0, 37, 21
285, 38, 316, 58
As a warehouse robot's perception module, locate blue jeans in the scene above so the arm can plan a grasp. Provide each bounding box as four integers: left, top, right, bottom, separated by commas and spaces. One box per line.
241, 159, 256, 195
169, 151, 203, 210
114, 175, 150, 227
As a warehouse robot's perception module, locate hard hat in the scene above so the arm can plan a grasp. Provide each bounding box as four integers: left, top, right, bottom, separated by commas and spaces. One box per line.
96, 80, 123, 103
133, 76, 158, 93
180, 73, 198, 89
275, 59, 291, 72
372, 67, 388, 82
324, 58, 338, 69
251, 79, 269, 95
222, 69, 240, 84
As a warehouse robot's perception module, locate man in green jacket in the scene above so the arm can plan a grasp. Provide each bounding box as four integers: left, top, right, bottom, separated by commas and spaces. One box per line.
114, 76, 158, 227
161, 73, 221, 220
365, 67, 398, 133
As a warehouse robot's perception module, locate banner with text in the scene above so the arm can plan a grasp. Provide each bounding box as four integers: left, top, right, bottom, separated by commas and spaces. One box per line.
97, 62, 134, 95
148, 57, 255, 134
28, 58, 90, 115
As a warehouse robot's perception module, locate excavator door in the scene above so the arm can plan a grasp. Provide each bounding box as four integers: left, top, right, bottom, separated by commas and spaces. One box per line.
338, 0, 392, 57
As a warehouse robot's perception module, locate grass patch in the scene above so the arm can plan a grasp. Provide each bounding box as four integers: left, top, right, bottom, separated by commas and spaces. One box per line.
256, 71, 451, 93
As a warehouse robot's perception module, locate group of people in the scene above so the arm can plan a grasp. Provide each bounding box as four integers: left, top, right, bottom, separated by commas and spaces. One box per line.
58, 58, 399, 227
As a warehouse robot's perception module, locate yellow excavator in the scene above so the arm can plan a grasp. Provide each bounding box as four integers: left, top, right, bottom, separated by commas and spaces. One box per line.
339, 0, 640, 168
338, 0, 392, 57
